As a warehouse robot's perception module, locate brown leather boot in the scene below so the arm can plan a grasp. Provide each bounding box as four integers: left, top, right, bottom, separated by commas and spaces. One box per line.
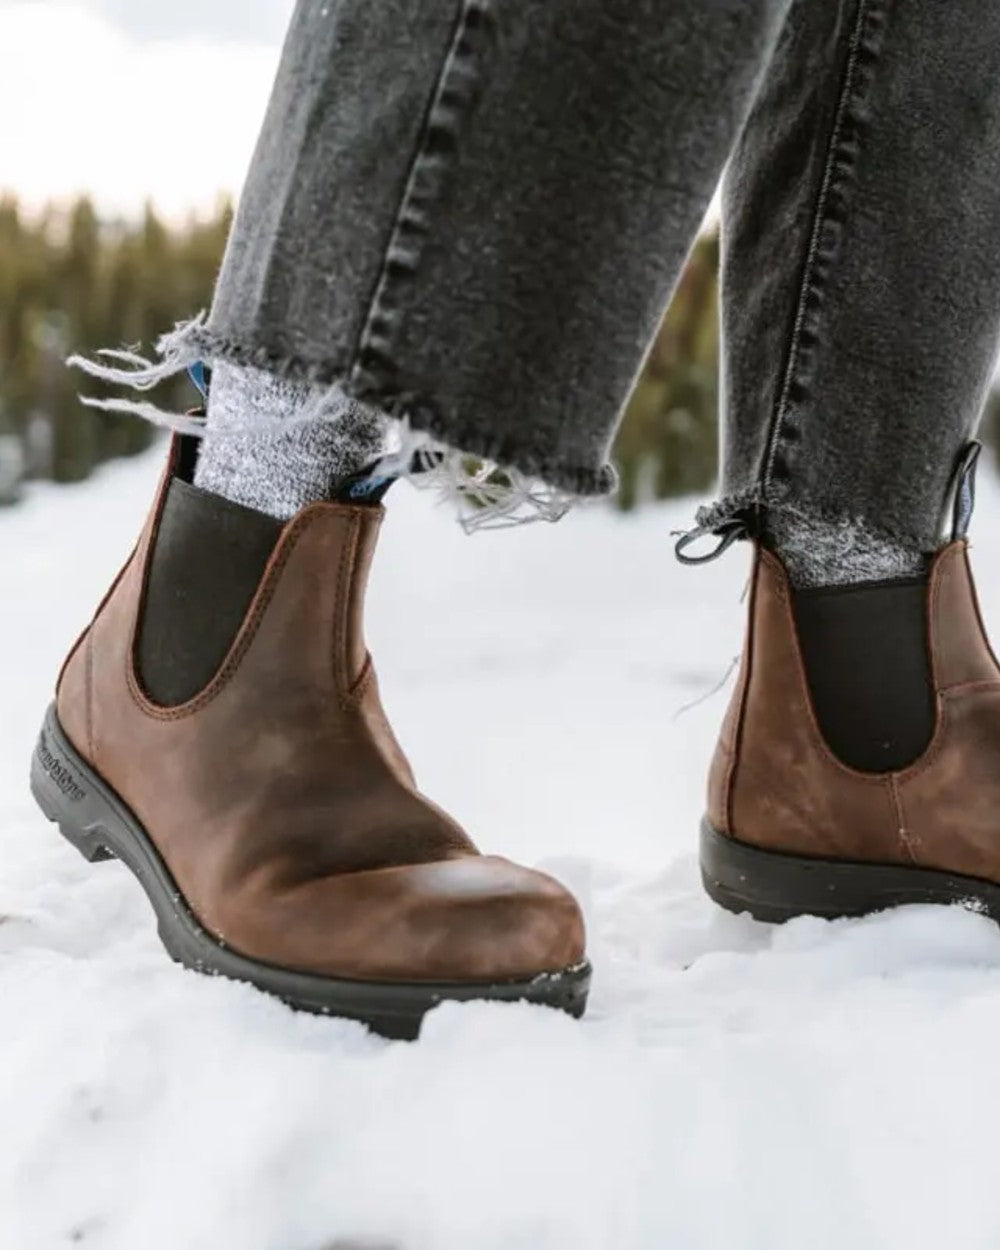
31, 437, 589, 1038
700, 530, 1000, 923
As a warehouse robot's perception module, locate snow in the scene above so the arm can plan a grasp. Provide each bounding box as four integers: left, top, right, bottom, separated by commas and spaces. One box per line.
5, 447, 1000, 1249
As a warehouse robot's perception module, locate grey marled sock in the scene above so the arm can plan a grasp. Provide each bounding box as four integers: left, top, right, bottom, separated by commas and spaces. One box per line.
766, 508, 928, 588
194, 362, 386, 519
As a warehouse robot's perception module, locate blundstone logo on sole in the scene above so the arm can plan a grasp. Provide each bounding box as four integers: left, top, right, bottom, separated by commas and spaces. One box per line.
38, 741, 85, 802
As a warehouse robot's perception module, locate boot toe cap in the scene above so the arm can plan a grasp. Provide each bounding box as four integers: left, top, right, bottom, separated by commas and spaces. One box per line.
385, 854, 587, 983
223, 854, 586, 985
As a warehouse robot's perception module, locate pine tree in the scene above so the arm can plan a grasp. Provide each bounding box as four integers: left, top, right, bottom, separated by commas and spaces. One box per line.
613, 234, 720, 511
1, 196, 995, 509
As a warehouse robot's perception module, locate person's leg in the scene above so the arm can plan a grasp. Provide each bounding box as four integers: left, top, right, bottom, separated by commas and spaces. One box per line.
717, 0, 1000, 585
702, 0, 1000, 924
52, 0, 797, 1032
82, 0, 793, 524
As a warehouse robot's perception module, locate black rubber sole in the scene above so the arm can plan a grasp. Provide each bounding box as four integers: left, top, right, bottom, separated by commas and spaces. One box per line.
30, 704, 590, 1040
700, 817, 1000, 924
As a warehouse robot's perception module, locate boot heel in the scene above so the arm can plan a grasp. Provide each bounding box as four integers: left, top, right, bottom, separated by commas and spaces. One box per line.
700, 816, 1000, 923
30, 708, 116, 864
699, 817, 886, 922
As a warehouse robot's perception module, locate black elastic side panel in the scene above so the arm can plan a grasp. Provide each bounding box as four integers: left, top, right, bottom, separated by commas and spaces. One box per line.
175, 433, 201, 483
792, 576, 934, 773
137, 479, 284, 707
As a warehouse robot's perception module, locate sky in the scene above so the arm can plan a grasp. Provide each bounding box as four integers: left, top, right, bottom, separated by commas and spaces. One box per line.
0, 0, 296, 217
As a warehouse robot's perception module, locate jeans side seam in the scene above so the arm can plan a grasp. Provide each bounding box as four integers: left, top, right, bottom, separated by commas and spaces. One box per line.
349, 0, 491, 392
760, 0, 889, 499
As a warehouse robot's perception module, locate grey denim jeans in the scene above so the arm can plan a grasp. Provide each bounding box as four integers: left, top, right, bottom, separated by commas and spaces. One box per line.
174, 0, 1000, 550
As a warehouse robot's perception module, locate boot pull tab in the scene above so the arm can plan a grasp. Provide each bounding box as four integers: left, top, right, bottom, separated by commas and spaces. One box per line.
674, 516, 749, 565
950, 440, 982, 542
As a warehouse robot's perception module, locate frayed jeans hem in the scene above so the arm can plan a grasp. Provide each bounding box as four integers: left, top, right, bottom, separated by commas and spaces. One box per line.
68, 316, 618, 529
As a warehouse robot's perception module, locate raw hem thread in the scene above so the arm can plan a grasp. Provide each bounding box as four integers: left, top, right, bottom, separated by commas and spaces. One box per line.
68, 315, 617, 532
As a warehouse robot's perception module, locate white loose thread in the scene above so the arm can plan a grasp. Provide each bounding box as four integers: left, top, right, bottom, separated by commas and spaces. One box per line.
69, 317, 579, 530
